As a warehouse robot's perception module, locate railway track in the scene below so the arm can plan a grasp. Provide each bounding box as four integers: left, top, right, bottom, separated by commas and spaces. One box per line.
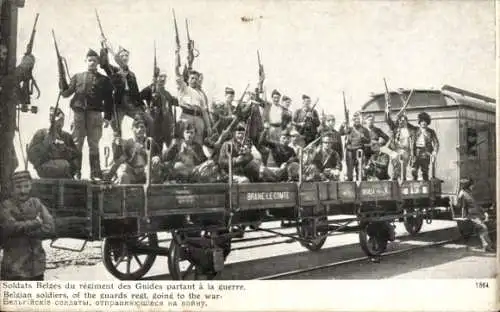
256, 229, 496, 280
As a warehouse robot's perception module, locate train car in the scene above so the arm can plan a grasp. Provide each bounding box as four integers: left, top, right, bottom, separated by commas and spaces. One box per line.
360, 85, 496, 231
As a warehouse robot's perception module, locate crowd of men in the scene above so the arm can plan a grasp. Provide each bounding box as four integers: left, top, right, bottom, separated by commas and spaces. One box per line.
23, 43, 443, 185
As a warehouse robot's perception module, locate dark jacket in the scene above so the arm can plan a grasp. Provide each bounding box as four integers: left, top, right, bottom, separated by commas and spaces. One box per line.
27, 128, 79, 170
259, 129, 297, 166
60, 71, 114, 120
309, 147, 342, 172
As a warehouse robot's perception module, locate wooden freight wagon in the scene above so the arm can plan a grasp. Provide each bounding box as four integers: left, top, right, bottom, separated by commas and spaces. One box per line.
360, 85, 496, 210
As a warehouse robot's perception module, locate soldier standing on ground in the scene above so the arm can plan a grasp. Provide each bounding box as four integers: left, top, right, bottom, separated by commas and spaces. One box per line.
60, 49, 114, 180
27, 107, 79, 179
0, 171, 55, 281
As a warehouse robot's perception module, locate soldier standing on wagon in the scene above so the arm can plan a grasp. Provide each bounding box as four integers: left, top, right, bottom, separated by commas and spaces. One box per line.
457, 178, 495, 252
411, 112, 439, 181
140, 69, 178, 157
339, 111, 370, 181
280, 95, 293, 130
211, 87, 236, 131
293, 95, 321, 145
100, 44, 153, 137
364, 139, 390, 181
384, 105, 418, 181
364, 113, 389, 160
0, 171, 55, 280
266, 89, 285, 141
60, 49, 114, 180
27, 107, 79, 179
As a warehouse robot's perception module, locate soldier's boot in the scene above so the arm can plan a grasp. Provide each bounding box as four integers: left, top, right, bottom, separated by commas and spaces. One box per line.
90, 154, 103, 181
74, 153, 83, 180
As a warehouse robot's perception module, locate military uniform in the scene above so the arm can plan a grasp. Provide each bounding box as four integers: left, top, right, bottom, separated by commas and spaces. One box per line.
293, 95, 321, 145
365, 150, 390, 181
211, 87, 236, 133
339, 115, 370, 181
176, 72, 210, 145
258, 128, 297, 181
318, 126, 343, 160
100, 47, 152, 137
60, 49, 114, 179
411, 112, 439, 181
0, 171, 55, 280
385, 112, 418, 181
308, 146, 342, 181
161, 137, 207, 183
218, 123, 260, 183
365, 115, 389, 160
140, 84, 178, 157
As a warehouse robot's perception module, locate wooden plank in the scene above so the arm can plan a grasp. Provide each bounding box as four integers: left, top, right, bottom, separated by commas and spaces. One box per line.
358, 181, 394, 201
337, 182, 357, 202
399, 181, 431, 199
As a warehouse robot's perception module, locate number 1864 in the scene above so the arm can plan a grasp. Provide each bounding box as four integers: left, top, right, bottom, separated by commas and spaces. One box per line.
475, 282, 489, 288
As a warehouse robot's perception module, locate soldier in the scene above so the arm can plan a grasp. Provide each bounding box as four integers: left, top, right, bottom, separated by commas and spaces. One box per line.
0, 171, 55, 280
364, 139, 390, 181
100, 45, 153, 137
364, 113, 389, 160
307, 131, 342, 181
140, 69, 178, 157
281, 95, 293, 130
457, 178, 495, 252
258, 125, 297, 181
60, 49, 114, 180
288, 128, 305, 156
339, 111, 370, 181
411, 112, 439, 181
266, 89, 285, 141
27, 107, 79, 179
211, 87, 236, 131
317, 114, 343, 160
385, 108, 418, 181
175, 68, 211, 146
218, 122, 260, 183
109, 114, 160, 184
293, 94, 320, 145
161, 122, 207, 183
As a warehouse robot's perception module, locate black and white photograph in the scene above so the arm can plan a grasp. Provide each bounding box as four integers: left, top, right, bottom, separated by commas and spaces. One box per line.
0, 0, 497, 310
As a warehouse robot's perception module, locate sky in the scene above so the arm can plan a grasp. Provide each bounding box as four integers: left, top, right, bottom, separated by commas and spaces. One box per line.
12, 0, 496, 176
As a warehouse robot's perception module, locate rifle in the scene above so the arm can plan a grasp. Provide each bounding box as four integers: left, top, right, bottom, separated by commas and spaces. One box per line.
343, 91, 349, 129
172, 9, 182, 76
395, 89, 414, 122
151, 41, 160, 108
50, 30, 70, 138
20, 13, 41, 105
257, 50, 265, 93
383, 78, 391, 113
185, 18, 199, 70
95, 9, 113, 53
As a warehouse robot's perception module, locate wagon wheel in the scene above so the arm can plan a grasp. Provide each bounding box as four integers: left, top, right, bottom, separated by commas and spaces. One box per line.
168, 231, 231, 280
359, 223, 388, 257
102, 233, 158, 280
297, 216, 328, 251
404, 214, 424, 236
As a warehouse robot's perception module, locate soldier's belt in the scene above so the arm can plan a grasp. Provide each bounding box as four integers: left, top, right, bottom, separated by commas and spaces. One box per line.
182, 107, 203, 116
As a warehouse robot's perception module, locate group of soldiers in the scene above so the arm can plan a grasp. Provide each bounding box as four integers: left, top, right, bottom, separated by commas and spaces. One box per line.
23, 40, 441, 186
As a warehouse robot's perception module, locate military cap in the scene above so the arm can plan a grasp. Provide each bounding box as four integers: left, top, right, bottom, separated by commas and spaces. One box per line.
235, 122, 246, 131
282, 95, 291, 101
271, 89, 281, 97
11, 170, 32, 184
49, 106, 64, 120
418, 112, 431, 125
189, 70, 200, 77
302, 94, 310, 100
86, 49, 99, 58
225, 87, 235, 95
459, 177, 473, 189
321, 130, 334, 139
364, 113, 374, 119
117, 46, 129, 56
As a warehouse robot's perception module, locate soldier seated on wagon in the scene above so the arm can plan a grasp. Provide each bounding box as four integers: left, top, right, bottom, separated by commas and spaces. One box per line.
218, 122, 261, 183
258, 124, 297, 181
107, 114, 160, 184
27, 107, 80, 179
160, 121, 207, 183
304, 131, 342, 181
364, 139, 390, 181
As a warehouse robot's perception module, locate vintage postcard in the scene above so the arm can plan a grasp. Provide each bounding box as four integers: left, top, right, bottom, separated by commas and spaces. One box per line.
0, 0, 497, 311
